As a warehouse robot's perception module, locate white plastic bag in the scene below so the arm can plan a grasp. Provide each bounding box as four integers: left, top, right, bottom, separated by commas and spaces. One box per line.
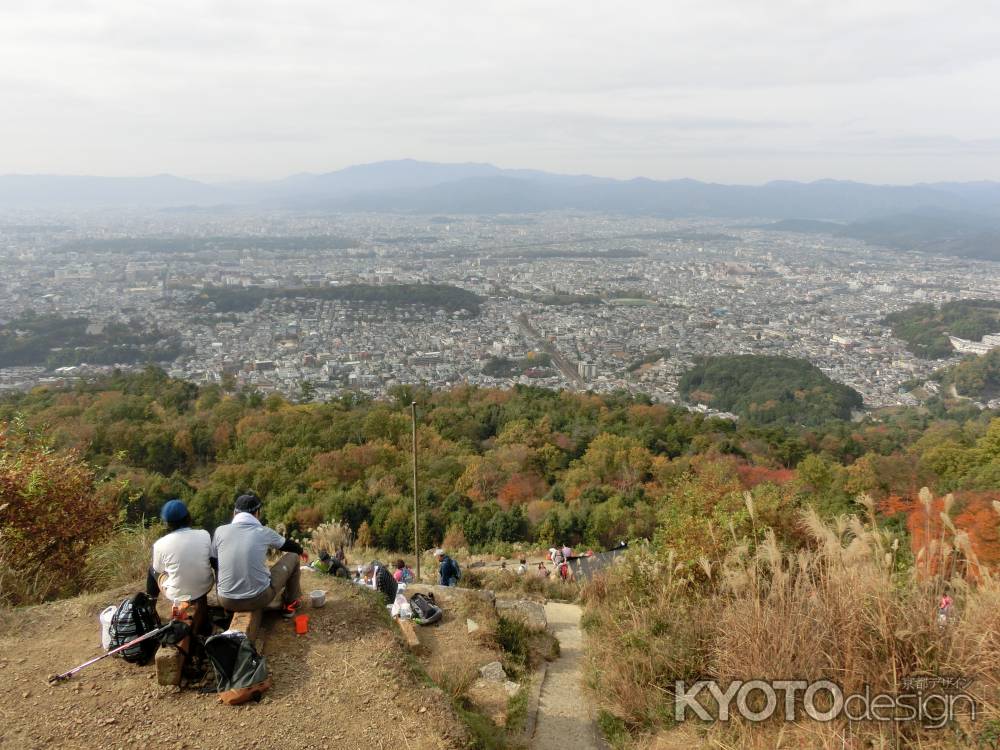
99, 605, 116, 651
391, 593, 412, 619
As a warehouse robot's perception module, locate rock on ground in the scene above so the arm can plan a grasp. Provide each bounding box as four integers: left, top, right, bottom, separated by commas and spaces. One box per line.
479, 660, 507, 682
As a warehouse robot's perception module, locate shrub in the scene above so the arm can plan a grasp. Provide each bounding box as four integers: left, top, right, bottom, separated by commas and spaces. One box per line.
584, 492, 1000, 747
495, 615, 530, 678
0, 421, 115, 604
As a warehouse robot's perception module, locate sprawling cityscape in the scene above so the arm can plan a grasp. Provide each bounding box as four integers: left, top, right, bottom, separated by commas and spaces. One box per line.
3, 210, 997, 413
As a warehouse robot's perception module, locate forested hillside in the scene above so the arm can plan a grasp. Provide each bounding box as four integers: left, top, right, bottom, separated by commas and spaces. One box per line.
937, 348, 1000, 401
2, 367, 1000, 600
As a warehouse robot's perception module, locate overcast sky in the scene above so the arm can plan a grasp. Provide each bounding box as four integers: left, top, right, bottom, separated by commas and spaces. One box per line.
2, 0, 999, 184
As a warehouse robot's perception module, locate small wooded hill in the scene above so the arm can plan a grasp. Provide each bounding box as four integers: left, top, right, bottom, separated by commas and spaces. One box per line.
678, 354, 863, 425
0, 574, 469, 750
884, 299, 1000, 359
936, 347, 1000, 401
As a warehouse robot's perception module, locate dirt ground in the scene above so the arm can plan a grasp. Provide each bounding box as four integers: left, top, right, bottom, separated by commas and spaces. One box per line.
0, 570, 468, 750
411, 587, 512, 724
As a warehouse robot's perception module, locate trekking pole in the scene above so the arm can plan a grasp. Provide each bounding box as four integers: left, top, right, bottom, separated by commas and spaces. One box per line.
48, 621, 174, 684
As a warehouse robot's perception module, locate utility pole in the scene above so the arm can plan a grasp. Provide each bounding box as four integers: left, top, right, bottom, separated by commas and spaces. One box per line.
411, 401, 420, 580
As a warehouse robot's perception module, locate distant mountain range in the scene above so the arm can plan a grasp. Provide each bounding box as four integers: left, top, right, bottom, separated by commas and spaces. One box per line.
2, 159, 999, 224
767, 209, 1000, 261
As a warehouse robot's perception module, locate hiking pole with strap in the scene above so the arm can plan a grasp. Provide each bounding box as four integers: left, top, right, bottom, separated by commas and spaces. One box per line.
48, 621, 175, 684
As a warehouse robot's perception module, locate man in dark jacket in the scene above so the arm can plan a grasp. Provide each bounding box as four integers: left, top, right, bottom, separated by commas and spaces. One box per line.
435, 548, 460, 587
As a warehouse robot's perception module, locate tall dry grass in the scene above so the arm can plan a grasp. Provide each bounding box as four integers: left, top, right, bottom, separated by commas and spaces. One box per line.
584, 490, 1000, 748
83, 522, 163, 592
0, 536, 63, 605
306, 520, 353, 558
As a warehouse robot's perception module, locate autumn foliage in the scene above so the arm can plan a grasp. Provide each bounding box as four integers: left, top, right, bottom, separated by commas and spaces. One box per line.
0, 422, 115, 604
881, 489, 1000, 577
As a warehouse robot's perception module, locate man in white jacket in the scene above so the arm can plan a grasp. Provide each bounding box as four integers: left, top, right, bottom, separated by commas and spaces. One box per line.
147, 499, 214, 605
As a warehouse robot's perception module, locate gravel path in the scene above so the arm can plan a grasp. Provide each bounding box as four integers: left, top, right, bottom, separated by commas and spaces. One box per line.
531, 602, 604, 750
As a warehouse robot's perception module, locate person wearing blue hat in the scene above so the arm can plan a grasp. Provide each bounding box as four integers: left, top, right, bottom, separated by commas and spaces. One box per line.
145, 499, 214, 605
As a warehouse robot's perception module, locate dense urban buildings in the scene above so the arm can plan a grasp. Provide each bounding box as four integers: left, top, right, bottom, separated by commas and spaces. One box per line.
2, 210, 998, 413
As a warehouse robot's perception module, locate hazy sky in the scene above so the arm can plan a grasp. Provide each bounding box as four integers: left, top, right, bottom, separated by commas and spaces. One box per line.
2, 0, 999, 183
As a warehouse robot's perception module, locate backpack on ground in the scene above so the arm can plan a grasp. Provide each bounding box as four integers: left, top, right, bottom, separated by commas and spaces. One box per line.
204, 631, 272, 706
109, 592, 162, 665
408, 592, 443, 625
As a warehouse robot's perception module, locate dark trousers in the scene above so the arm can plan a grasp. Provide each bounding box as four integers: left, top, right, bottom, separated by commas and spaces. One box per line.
146, 566, 161, 598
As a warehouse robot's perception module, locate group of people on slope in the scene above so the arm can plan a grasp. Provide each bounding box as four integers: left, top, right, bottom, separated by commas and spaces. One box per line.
148, 494, 304, 616
150, 492, 467, 615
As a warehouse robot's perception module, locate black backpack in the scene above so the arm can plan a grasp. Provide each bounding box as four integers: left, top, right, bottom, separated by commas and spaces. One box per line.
409, 593, 443, 625
109, 592, 162, 665
204, 632, 271, 705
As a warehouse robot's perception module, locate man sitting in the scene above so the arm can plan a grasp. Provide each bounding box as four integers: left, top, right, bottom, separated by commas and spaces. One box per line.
364, 560, 398, 604
212, 494, 304, 613
147, 499, 214, 605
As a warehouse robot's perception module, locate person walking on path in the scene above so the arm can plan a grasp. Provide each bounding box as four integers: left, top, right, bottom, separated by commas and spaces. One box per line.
435, 548, 461, 586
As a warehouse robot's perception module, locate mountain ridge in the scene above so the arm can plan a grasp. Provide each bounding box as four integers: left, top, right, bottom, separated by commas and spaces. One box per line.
2, 159, 999, 220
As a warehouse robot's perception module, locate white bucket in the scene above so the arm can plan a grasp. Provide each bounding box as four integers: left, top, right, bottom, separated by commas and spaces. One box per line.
99, 606, 116, 651
309, 589, 326, 608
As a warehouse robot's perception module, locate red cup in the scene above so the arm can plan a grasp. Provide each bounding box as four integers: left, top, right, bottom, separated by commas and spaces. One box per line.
294, 614, 309, 635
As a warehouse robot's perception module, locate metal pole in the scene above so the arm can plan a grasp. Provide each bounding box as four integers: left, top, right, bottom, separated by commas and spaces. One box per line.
411, 401, 420, 580
49, 621, 175, 683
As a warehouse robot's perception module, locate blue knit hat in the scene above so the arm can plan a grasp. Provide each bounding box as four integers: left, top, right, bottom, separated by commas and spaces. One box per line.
160, 499, 189, 524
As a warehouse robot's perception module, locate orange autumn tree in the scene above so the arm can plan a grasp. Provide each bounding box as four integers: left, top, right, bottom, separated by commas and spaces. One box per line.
0, 421, 116, 604
880, 487, 1000, 578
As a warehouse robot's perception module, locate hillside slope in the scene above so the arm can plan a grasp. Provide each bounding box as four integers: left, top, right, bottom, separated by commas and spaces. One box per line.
0, 572, 468, 750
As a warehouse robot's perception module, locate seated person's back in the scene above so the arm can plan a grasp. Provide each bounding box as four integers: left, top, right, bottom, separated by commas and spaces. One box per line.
148, 499, 214, 603
366, 561, 398, 603
212, 494, 303, 612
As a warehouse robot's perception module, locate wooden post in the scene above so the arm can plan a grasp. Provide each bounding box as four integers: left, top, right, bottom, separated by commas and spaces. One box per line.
397, 618, 421, 653
155, 599, 207, 686
411, 401, 420, 580
229, 610, 263, 642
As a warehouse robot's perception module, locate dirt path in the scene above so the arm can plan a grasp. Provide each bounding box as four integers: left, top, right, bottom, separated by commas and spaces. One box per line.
531, 602, 604, 750
0, 573, 468, 750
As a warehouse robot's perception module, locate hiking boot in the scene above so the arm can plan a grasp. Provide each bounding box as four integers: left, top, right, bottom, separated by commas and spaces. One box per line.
281, 599, 301, 619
